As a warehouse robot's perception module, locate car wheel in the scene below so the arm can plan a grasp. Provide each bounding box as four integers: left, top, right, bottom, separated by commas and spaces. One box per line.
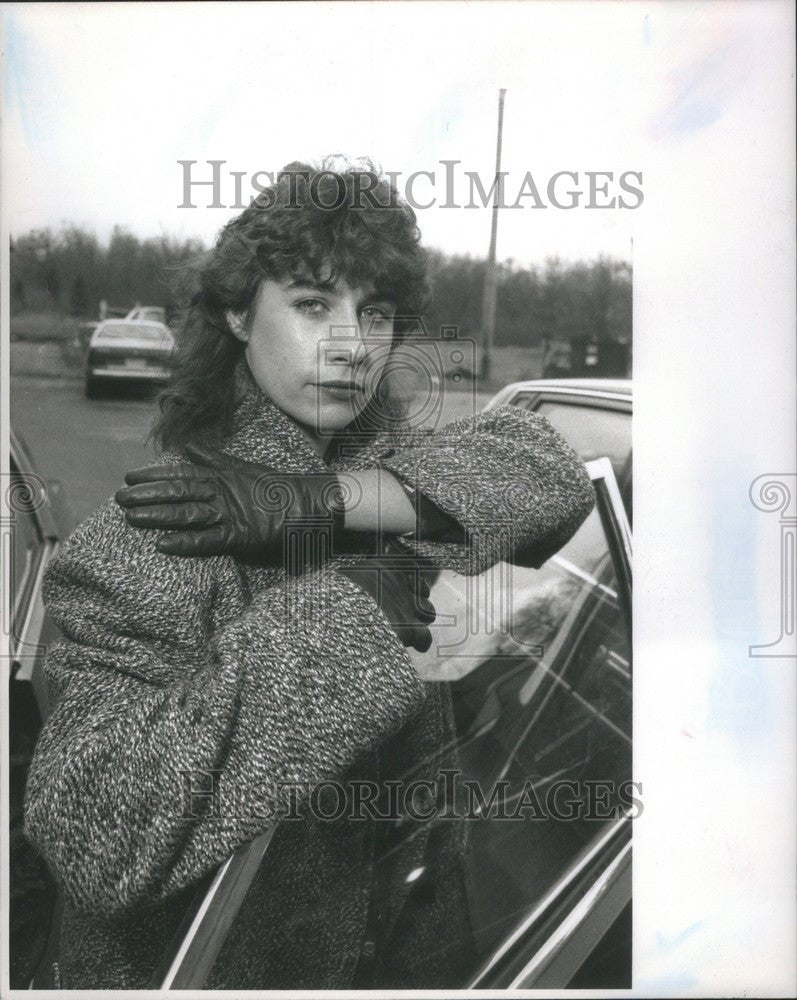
85, 376, 101, 399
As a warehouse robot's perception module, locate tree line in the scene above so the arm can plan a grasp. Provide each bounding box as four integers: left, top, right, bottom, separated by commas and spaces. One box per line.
10, 226, 204, 323
10, 225, 631, 348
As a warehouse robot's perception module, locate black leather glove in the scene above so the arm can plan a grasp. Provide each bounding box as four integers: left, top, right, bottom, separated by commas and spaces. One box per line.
115, 442, 345, 559
336, 552, 436, 653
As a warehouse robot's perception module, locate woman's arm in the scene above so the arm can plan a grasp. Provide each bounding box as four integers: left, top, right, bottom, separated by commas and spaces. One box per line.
116, 445, 459, 559
339, 468, 413, 533
339, 467, 462, 540
24, 501, 425, 918
344, 404, 596, 575
116, 405, 592, 570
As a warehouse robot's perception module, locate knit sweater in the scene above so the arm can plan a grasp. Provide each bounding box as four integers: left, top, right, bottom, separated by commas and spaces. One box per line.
24, 363, 595, 989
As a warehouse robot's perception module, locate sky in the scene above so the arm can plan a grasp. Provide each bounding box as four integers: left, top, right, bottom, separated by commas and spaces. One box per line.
0, 0, 700, 264
2, 2, 784, 265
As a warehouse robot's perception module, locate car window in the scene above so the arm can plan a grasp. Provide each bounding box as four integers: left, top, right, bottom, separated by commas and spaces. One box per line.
505, 393, 632, 522
391, 471, 632, 985
522, 398, 630, 486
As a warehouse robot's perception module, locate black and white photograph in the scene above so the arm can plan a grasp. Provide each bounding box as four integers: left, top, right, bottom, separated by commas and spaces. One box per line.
1, 2, 794, 996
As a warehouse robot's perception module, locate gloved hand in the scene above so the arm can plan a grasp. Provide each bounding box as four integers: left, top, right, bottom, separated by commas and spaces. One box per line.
115, 442, 345, 559
336, 554, 436, 653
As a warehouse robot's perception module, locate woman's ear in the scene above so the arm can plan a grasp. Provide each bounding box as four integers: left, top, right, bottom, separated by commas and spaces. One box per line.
226, 310, 248, 342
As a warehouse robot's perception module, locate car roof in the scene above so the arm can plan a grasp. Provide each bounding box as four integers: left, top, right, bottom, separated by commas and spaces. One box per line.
96, 318, 168, 329
504, 377, 632, 396
484, 377, 632, 413
92, 319, 172, 339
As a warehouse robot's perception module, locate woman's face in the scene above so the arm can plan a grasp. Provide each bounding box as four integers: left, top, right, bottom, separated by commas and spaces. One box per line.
230, 276, 396, 442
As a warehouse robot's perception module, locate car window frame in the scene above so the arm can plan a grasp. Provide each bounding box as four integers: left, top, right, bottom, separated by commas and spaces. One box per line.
485, 382, 631, 411
9, 433, 67, 989
467, 456, 632, 988
7, 463, 44, 648
7, 446, 58, 689
591, 456, 632, 632
508, 388, 632, 416
150, 829, 275, 989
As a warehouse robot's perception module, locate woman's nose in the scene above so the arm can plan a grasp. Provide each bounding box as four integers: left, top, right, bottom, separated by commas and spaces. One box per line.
329, 298, 361, 334
327, 303, 378, 360
324, 342, 356, 367
325, 339, 376, 373
323, 328, 371, 377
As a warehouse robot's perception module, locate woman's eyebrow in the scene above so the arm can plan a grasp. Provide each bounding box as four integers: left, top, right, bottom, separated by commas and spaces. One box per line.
362, 289, 396, 307
287, 278, 395, 307
287, 278, 338, 294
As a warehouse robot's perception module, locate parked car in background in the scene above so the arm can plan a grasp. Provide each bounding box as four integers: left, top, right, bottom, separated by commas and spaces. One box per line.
74, 320, 99, 354
125, 305, 167, 324
541, 339, 631, 380
85, 319, 175, 398
7, 430, 75, 988
151, 379, 634, 990
72, 306, 169, 357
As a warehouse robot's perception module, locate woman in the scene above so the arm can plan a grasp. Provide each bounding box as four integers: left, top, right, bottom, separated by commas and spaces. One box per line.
24, 162, 595, 989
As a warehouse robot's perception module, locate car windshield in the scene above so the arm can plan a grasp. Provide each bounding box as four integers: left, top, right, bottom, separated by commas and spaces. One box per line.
96, 323, 171, 344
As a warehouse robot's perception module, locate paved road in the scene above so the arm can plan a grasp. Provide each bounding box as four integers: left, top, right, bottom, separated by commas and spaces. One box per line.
11, 375, 494, 526
11, 377, 160, 523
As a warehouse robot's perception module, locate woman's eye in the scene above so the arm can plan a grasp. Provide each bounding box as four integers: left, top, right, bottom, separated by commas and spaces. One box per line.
295, 299, 327, 315
360, 306, 392, 325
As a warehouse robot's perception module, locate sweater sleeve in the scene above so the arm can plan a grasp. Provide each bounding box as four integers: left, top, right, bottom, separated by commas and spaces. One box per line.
24, 500, 424, 917
346, 404, 596, 575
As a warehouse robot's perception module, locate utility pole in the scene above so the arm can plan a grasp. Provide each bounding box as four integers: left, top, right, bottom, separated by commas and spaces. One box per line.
480, 87, 506, 383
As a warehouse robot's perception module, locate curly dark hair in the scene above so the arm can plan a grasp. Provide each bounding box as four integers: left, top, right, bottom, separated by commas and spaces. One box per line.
152, 160, 430, 452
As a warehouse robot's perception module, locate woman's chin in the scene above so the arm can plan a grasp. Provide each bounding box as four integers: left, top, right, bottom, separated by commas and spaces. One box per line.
312, 397, 367, 428
286, 405, 364, 444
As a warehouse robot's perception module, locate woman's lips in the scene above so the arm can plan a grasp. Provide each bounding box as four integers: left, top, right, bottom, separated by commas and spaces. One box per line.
314, 382, 362, 400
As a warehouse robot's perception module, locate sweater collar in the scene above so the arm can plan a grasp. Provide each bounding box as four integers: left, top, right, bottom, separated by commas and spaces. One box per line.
221, 358, 330, 473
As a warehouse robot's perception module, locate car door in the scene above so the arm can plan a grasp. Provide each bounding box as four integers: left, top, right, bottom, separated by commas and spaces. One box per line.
457, 456, 632, 987
6, 435, 65, 988
152, 457, 633, 990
